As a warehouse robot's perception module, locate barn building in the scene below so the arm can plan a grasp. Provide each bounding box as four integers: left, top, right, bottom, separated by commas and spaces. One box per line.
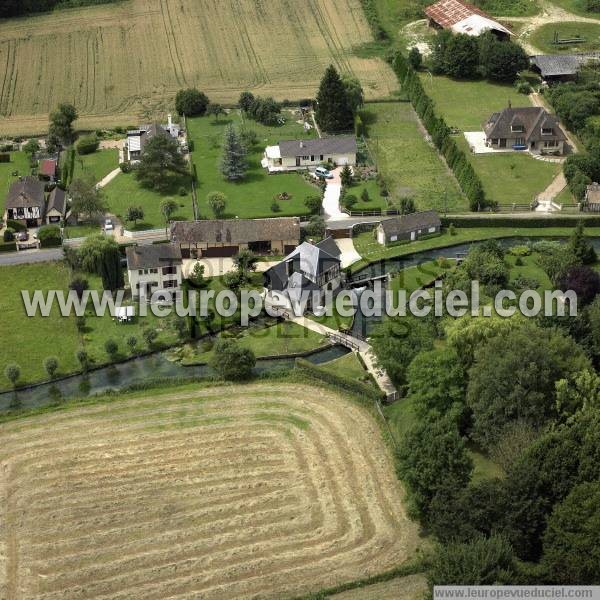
170, 217, 301, 258
425, 0, 512, 39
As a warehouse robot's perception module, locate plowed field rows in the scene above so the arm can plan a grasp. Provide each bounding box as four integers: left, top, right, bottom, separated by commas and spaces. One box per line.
0, 0, 397, 135
0, 383, 418, 599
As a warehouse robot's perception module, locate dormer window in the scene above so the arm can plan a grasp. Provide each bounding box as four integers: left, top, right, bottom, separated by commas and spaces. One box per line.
511, 124, 524, 133
542, 127, 553, 135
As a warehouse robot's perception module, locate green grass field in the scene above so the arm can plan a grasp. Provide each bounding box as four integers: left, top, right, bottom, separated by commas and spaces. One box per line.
178, 320, 328, 365
187, 111, 318, 220
549, 0, 600, 17
419, 75, 524, 131
465, 147, 561, 205
361, 102, 466, 211
0, 262, 181, 390
72, 149, 119, 184
529, 22, 600, 53
101, 172, 194, 230
318, 352, 372, 385
0, 152, 29, 202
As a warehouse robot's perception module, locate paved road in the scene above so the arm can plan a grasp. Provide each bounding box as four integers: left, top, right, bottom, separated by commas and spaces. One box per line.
0, 248, 63, 266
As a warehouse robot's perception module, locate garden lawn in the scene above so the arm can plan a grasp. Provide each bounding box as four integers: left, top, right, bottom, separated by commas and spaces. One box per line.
187, 111, 318, 220
419, 75, 524, 131
464, 146, 561, 205
0, 152, 29, 200
102, 172, 194, 230
362, 102, 466, 212
506, 252, 553, 292
318, 352, 373, 385
72, 149, 119, 184
529, 22, 600, 53
0, 262, 80, 390
389, 259, 454, 294
352, 226, 600, 268
179, 320, 328, 365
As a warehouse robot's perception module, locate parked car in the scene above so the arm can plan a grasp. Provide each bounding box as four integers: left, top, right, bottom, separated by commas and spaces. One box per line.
314, 167, 333, 180
104, 218, 114, 232
16, 231, 29, 242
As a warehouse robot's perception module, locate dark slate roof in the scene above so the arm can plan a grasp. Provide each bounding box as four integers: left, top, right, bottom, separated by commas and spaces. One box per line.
315, 236, 341, 259
170, 217, 301, 245
484, 107, 567, 142
47, 187, 66, 214
264, 238, 341, 291
5, 176, 45, 209
278, 136, 357, 158
126, 244, 182, 270
380, 210, 441, 236
530, 55, 582, 78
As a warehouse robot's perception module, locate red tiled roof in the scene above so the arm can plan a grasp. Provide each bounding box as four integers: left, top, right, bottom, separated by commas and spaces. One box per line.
425, 0, 489, 27
39, 159, 57, 177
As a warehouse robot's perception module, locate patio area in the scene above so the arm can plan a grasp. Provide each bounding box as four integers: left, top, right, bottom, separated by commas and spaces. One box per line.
464, 131, 520, 155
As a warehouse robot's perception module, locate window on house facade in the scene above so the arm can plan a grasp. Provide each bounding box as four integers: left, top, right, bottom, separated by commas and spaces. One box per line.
541, 127, 554, 135
515, 137, 525, 146
544, 140, 557, 148
302, 155, 309, 160
511, 125, 524, 133
320, 155, 324, 161
162, 266, 177, 275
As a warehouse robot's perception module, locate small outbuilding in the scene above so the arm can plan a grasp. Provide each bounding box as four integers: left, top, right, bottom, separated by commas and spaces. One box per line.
45, 187, 68, 224
530, 55, 583, 83
376, 211, 441, 245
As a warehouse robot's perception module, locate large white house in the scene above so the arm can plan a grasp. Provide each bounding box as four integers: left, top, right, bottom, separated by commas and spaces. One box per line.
126, 244, 183, 302
262, 136, 357, 173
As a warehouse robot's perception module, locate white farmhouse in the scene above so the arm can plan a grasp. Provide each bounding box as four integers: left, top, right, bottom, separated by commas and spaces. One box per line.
126, 244, 183, 302
262, 136, 357, 173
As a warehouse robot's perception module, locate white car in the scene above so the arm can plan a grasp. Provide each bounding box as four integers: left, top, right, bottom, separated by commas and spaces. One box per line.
314, 166, 333, 180
104, 218, 114, 232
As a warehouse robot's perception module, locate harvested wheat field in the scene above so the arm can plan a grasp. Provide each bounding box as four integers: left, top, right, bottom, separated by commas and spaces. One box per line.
0, 383, 419, 599
0, 0, 397, 135
331, 573, 428, 600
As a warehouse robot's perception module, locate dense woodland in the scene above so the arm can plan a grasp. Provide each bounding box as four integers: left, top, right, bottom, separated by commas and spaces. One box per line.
0, 0, 119, 19
372, 229, 600, 584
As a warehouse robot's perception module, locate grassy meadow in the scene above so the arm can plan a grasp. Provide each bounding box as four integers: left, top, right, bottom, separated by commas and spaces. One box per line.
358, 102, 466, 212
529, 22, 600, 53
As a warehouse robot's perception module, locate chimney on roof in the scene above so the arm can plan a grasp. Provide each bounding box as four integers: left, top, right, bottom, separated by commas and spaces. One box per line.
167, 114, 173, 129
299, 141, 304, 148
